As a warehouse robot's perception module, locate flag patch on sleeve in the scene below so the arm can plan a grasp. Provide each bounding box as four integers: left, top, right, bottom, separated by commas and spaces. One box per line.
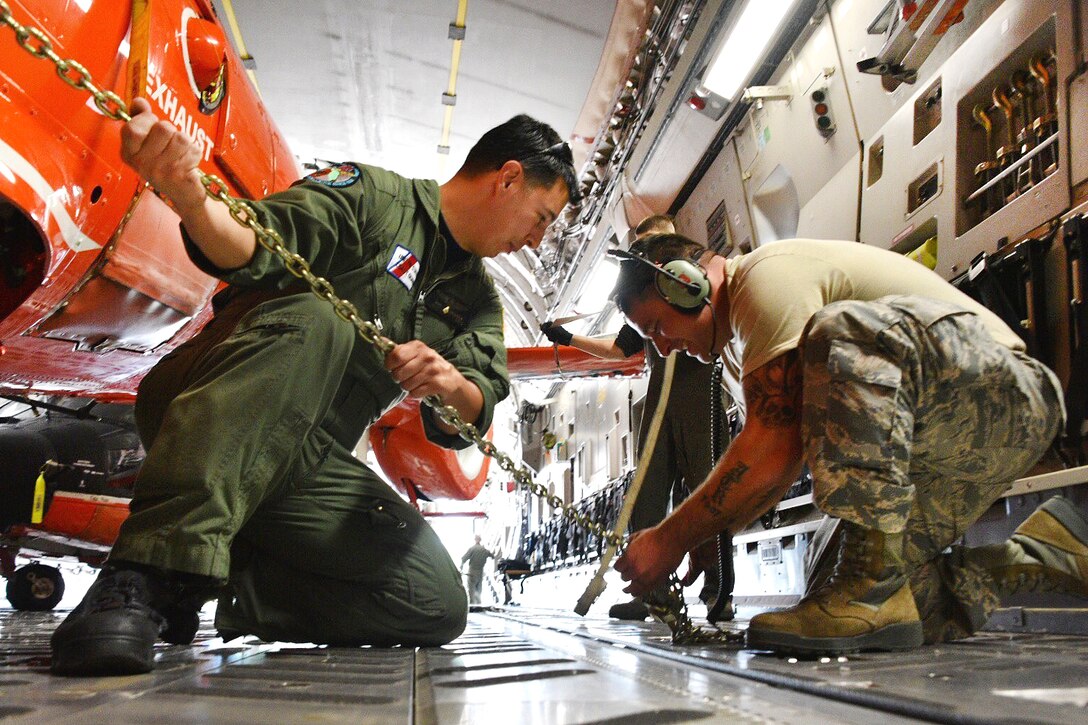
386, 245, 421, 290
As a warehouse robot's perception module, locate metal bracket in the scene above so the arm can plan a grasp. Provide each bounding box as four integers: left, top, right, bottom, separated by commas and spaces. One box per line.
741, 84, 793, 103
857, 0, 963, 87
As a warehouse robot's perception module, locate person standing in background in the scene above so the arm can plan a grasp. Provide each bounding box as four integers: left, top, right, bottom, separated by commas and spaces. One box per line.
540, 215, 733, 623
462, 535, 495, 605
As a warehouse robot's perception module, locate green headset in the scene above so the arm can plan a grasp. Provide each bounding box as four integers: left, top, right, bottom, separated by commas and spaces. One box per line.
608, 249, 710, 310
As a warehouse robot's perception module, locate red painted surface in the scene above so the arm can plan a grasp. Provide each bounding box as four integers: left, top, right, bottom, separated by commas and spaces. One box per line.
0, 0, 296, 398
370, 398, 493, 501
506, 345, 646, 379
37, 493, 130, 546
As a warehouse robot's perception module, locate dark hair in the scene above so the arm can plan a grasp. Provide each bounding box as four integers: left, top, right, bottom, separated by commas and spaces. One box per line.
634, 214, 675, 237
611, 232, 708, 313
461, 114, 580, 203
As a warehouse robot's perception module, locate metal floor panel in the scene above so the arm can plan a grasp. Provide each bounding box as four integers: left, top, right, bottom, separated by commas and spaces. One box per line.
481, 607, 1088, 725
418, 620, 921, 724
0, 609, 414, 724
3, 605, 1088, 724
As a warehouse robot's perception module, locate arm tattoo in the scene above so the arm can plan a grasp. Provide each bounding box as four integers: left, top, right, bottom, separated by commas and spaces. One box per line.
751, 486, 785, 516
704, 460, 750, 519
744, 350, 802, 428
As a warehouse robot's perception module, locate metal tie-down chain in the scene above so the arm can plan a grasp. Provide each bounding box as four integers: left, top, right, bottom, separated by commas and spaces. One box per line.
0, 1, 741, 646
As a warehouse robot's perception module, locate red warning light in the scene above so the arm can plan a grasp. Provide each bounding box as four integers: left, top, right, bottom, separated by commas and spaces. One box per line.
810, 86, 835, 137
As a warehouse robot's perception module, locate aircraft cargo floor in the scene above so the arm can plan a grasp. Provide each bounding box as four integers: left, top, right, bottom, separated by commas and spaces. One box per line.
3, 604, 1088, 724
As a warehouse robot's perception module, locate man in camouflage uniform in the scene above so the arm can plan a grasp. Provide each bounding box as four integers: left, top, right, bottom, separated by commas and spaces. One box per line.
613, 234, 1087, 654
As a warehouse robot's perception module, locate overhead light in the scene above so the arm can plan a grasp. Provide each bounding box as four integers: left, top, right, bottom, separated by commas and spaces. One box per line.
576, 258, 619, 313
701, 0, 802, 102
565, 317, 592, 337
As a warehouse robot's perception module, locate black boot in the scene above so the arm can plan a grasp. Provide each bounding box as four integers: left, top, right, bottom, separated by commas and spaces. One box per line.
157, 574, 223, 645
51, 566, 164, 676
707, 595, 734, 624
608, 597, 650, 620
158, 603, 201, 645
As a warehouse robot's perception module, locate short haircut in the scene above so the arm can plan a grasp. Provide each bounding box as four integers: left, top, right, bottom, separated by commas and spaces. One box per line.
611, 232, 708, 313
634, 214, 675, 237
461, 115, 580, 203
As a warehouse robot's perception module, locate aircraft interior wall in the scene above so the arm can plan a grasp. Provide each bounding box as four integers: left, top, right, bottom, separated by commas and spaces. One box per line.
1073, 69, 1088, 192
515, 0, 1088, 631
525, 377, 642, 512
673, 142, 739, 249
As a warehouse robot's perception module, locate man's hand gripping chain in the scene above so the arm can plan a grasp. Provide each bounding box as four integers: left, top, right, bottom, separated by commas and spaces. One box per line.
0, 1, 740, 646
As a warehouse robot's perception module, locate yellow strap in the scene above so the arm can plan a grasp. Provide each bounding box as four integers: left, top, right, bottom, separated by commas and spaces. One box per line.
439, 0, 469, 169
31, 472, 46, 524
219, 0, 261, 95
127, 0, 151, 101
574, 351, 678, 615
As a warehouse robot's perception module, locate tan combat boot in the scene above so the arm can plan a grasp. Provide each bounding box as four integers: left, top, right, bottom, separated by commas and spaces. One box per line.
746, 522, 923, 655
969, 495, 1088, 598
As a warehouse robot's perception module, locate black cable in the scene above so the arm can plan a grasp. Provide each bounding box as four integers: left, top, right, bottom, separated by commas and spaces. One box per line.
0, 394, 136, 432
707, 360, 733, 623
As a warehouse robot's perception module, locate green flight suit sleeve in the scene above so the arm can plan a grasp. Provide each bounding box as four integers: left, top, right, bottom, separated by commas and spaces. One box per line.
419, 275, 510, 450
182, 165, 396, 287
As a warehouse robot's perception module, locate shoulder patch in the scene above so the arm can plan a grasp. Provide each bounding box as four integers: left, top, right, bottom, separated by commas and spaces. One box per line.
386, 245, 421, 290
305, 162, 361, 187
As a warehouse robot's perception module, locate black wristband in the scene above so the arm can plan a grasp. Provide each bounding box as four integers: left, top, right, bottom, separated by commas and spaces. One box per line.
615, 324, 644, 357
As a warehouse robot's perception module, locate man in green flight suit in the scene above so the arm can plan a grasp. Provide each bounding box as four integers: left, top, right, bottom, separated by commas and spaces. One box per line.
51, 97, 577, 677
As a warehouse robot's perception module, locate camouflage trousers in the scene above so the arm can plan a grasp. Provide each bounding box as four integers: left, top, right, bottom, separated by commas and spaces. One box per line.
800, 295, 1064, 643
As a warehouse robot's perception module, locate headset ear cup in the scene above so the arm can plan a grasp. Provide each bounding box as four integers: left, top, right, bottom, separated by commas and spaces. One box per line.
657, 259, 709, 309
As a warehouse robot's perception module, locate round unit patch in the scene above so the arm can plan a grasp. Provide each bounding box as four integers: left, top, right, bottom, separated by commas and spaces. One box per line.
306, 162, 361, 187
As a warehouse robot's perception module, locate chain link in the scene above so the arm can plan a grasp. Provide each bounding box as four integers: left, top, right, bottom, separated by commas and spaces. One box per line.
1, 0, 738, 646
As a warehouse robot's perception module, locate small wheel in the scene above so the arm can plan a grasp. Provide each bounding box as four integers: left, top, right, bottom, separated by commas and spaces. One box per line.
759, 509, 781, 530
6, 563, 65, 611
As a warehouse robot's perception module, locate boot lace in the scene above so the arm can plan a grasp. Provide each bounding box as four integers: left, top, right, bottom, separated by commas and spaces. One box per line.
1002, 569, 1057, 596
811, 526, 872, 597
88, 574, 149, 612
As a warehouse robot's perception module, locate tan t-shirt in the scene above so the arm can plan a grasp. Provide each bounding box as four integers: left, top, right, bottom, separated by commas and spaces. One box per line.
721, 238, 1024, 382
